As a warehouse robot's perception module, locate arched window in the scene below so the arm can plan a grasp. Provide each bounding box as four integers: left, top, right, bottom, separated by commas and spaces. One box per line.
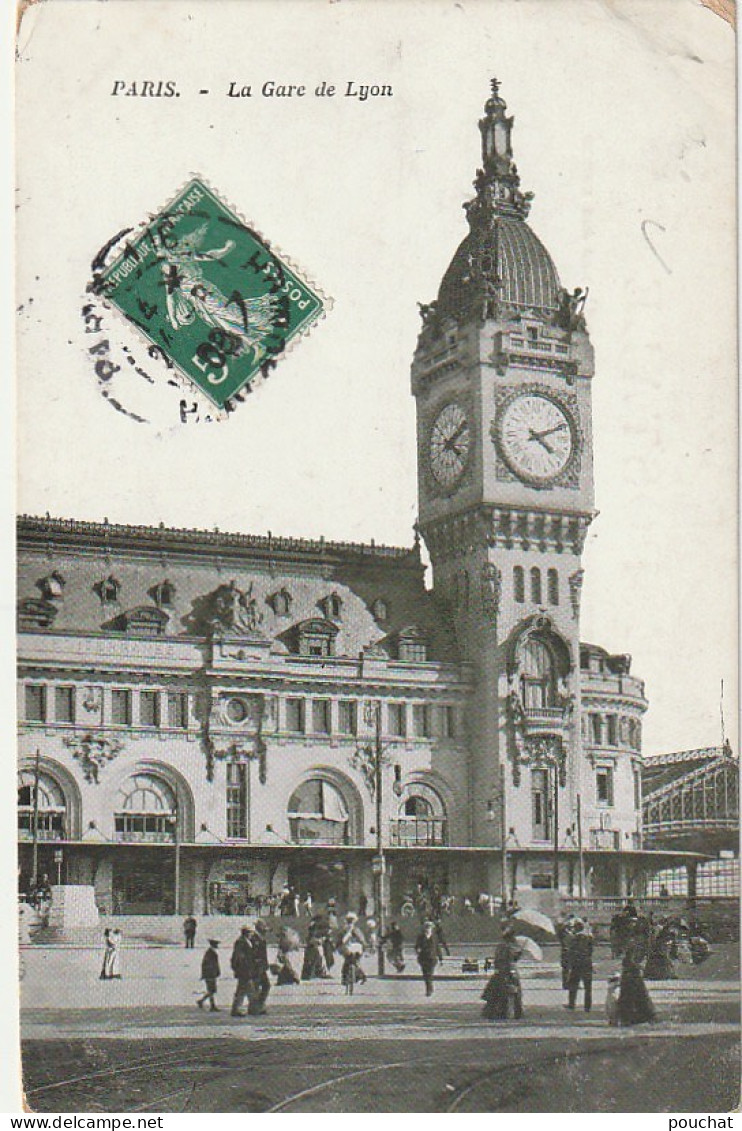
18, 771, 66, 840
371, 598, 388, 622
530, 567, 542, 605
520, 636, 558, 709
547, 568, 559, 606
270, 588, 292, 616
393, 784, 447, 846
115, 773, 177, 842
152, 580, 176, 608
288, 779, 349, 845
513, 566, 525, 603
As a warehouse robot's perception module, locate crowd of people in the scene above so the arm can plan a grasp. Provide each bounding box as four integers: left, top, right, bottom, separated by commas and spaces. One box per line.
94, 895, 710, 1026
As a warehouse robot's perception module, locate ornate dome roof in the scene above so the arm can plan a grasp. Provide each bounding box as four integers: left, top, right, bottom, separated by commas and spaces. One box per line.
437, 218, 561, 320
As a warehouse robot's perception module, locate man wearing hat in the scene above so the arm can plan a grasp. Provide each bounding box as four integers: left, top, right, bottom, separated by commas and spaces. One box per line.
230, 924, 256, 1017
248, 920, 271, 1015
414, 919, 442, 997
565, 919, 593, 1013
197, 938, 221, 1012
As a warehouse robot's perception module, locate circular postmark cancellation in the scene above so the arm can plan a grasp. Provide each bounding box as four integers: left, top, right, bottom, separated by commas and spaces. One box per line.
83, 177, 328, 425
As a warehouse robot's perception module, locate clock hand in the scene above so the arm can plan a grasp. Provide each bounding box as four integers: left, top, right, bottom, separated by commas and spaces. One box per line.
527, 429, 555, 454
531, 423, 567, 440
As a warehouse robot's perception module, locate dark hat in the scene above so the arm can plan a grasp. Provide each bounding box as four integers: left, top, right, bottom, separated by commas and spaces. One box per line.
254, 920, 267, 935
208, 939, 220, 947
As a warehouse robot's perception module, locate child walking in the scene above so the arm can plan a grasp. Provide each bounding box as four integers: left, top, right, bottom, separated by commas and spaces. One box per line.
197, 939, 221, 1012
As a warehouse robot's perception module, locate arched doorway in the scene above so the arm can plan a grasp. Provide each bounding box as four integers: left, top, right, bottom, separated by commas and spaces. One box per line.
112, 772, 178, 914
285, 776, 356, 906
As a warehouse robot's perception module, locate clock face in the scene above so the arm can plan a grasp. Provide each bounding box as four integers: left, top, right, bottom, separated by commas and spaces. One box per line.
498, 393, 575, 485
429, 402, 472, 488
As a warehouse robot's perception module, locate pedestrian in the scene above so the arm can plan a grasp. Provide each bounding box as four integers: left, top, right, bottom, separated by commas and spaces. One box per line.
302, 891, 313, 918
183, 915, 197, 949
197, 939, 221, 1011
358, 893, 369, 918
248, 921, 271, 1014
565, 920, 593, 1013
99, 927, 115, 980
338, 911, 367, 989
415, 919, 441, 997
230, 925, 255, 1017
326, 899, 338, 932
381, 920, 405, 972
109, 928, 123, 978
556, 911, 576, 989
301, 917, 328, 980
617, 938, 656, 1026
274, 925, 302, 984
291, 889, 301, 917
481, 926, 523, 1020
644, 919, 676, 980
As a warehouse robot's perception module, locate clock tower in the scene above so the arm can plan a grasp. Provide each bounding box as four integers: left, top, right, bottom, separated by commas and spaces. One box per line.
412, 80, 596, 890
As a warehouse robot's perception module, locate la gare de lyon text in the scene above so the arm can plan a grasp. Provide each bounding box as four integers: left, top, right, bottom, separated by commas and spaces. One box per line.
109, 81, 393, 100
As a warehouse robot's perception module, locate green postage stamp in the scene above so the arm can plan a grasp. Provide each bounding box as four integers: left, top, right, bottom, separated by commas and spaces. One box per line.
94, 178, 325, 408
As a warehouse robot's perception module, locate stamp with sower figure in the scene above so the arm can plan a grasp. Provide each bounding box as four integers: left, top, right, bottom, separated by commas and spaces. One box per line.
89, 177, 326, 411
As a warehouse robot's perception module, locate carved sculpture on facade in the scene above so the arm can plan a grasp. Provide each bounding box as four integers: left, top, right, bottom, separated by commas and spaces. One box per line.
480, 562, 502, 619
555, 286, 589, 333
203, 691, 267, 782
568, 569, 584, 620
211, 580, 263, 636
63, 733, 123, 784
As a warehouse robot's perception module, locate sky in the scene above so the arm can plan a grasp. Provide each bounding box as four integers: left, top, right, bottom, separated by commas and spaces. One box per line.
13, 0, 738, 758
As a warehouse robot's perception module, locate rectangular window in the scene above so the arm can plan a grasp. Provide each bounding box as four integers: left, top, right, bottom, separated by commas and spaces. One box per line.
590, 714, 603, 744
440, 705, 456, 739
388, 702, 406, 737
312, 699, 331, 734
54, 686, 75, 724
111, 689, 132, 726
286, 698, 305, 733
596, 767, 614, 806
412, 703, 432, 738
25, 684, 46, 722
338, 700, 357, 735
140, 690, 160, 728
398, 641, 427, 662
167, 692, 188, 730
226, 761, 247, 840
606, 715, 618, 746
532, 767, 550, 840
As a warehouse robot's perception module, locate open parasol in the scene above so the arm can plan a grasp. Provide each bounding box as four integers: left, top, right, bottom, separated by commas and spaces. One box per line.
511, 907, 557, 941
515, 935, 544, 961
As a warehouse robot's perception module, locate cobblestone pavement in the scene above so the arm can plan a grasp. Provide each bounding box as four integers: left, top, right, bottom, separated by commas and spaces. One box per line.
20, 944, 740, 1112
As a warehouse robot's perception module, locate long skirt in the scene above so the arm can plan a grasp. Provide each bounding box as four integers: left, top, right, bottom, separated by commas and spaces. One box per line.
643, 942, 675, 980
618, 967, 656, 1025
276, 953, 301, 985
481, 971, 522, 1020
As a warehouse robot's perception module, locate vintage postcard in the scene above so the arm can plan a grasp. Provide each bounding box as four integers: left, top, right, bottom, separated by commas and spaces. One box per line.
13, 0, 738, 1117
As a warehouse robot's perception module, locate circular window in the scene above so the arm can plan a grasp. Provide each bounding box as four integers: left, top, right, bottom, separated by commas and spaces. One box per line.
225, 698, 248, 724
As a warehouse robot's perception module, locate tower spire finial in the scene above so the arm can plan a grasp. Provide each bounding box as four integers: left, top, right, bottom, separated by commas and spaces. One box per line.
464, 79, 534, 226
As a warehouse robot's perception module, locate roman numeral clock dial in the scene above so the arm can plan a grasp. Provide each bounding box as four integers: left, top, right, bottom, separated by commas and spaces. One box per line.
428, 402, 472, 489
496, 392, 577, 486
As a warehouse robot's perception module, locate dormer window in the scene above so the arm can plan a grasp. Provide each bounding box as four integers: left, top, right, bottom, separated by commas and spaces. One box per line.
111, 606, 169, 637
396, 626, 428, 663
97, 576, 121, 605
319, 593, 343, 621
39, 571, 65, 600
269, 588, 292, 617
18, 598, 59, 630
292, 618, 339, 658
152, 580, 175, 608
371, 598, 388, 623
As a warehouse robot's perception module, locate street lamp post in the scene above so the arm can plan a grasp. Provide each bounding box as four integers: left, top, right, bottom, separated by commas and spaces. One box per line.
354, 700, 392, 977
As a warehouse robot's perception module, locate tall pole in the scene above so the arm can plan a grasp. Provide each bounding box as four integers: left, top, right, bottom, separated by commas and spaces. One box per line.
552, 760, 559, 894
374, 702, 386, 976
500, 762, 508, 902
576, 792, 584, 898
174, 796, 181, 916
31, 747, 41, 888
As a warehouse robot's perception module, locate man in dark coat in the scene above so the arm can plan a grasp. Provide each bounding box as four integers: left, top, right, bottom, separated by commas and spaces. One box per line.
230, 926, 256, 1017
415, 920, 441, 997
248, 921, 271, 1015
183, 915, 197, 949
565, 920, 593, 1012
197, 939, 220, 1011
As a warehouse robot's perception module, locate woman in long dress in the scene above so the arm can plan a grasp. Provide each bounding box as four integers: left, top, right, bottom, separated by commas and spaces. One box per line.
481, 927, 524, 1020
275, 926, 301, 985
99, 928, 115, 980
617, 939, 656, 1025
109, 928, 123, 979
